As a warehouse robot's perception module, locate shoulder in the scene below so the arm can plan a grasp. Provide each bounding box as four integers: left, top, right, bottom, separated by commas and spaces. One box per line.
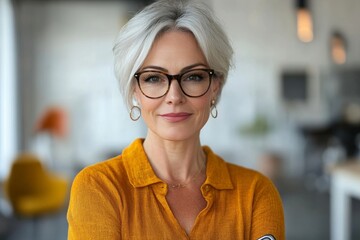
226, 162, 279, 195
226, 162, 270, 185
72, 155, 127, 191
204, 146, 275, 192
78, 155, 124, 177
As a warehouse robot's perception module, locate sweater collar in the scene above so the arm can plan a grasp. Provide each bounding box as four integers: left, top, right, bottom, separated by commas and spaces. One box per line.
122, 138, 233, 190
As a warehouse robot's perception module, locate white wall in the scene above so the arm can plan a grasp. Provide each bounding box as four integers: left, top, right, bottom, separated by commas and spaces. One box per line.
15, 0, 360, 177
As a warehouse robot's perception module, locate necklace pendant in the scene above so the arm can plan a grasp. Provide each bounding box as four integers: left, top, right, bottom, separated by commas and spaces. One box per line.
170, 183, 186, 189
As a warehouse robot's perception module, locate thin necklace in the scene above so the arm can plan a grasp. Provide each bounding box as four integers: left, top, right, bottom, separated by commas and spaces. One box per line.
166, 160, 206, 190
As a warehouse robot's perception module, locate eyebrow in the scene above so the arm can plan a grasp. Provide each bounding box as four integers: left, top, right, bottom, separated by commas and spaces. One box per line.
141, 63, 209, 73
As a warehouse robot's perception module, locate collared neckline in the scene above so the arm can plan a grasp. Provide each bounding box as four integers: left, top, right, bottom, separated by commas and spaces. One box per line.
122, 138, 233, 190
122, 139, 162, 188
202, 146, 234, 190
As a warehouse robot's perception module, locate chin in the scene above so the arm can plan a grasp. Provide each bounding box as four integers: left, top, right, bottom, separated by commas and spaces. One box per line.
158, 128, 200, 142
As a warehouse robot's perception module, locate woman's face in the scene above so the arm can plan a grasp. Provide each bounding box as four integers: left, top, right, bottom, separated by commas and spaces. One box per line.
134, 30, 220, 141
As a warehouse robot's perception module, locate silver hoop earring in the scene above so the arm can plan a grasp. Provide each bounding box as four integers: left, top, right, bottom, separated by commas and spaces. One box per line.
130, 106, 141, 121
210, 100, 218, 118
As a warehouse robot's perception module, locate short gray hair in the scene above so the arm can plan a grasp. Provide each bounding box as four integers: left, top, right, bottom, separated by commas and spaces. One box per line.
113, 0, 233, 110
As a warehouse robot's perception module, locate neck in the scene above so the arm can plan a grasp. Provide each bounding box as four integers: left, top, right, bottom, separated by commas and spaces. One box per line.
143, 133, 206, 184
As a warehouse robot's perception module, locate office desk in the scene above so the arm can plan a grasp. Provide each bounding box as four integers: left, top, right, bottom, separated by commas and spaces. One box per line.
331, 160, 360, 240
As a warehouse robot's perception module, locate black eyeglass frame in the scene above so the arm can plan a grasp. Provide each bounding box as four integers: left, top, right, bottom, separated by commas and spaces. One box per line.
134, 68, 215, 99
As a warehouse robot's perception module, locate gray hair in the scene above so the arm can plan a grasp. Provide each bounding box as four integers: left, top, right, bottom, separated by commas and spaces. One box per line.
113, 0, 233, 110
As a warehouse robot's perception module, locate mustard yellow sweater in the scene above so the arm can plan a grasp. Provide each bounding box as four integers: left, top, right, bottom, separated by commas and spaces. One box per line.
67, 139, 285, 239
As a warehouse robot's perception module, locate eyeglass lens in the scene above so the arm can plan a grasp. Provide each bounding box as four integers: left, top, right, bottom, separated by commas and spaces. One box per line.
136, 69, 213, 98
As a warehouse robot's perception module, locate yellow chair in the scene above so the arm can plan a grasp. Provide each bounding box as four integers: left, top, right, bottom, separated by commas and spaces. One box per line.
3, 153, 68, 217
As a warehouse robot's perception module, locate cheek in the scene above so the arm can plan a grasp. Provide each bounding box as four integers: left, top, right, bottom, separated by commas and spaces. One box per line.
136, 95, 159, 120
134, 87, 152, 111
195, 98, 212, 120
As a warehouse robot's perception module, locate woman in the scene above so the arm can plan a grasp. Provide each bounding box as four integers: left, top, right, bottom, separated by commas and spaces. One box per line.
67, 0, 285, 239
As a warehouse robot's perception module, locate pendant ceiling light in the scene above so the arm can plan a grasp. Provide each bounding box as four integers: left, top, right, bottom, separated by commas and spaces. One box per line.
296, 0, 314, 42
331, 31, 347, 65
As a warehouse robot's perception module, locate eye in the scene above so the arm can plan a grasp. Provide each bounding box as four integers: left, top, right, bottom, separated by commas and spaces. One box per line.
145, 76, 161, 83
183, 71, 207, 82
141, 72, 166, 84
188, 74, 203, 81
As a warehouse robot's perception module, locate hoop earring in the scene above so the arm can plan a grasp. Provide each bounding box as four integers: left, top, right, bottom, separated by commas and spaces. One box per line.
130, 105, 141, 121
210, 100, 218, 118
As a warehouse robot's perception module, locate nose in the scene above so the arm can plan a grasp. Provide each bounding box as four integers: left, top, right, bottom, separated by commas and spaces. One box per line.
164, 78, 185, 104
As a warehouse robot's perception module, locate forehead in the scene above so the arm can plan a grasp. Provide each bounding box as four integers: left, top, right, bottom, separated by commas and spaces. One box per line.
141, 30, 208, 73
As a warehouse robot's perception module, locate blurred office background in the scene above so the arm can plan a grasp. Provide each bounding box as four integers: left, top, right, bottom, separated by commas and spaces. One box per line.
1, 0, 360, 239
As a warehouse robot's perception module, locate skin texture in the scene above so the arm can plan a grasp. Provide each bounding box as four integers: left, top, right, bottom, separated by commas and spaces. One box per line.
135, 30, 219, 143
134, 30, 220, 234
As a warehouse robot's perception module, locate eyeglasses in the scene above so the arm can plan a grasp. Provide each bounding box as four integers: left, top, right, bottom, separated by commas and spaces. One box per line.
134, 68, 214, 99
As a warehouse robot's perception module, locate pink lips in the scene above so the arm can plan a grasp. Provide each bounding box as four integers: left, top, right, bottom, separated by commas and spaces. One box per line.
160, 112, 192, 122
